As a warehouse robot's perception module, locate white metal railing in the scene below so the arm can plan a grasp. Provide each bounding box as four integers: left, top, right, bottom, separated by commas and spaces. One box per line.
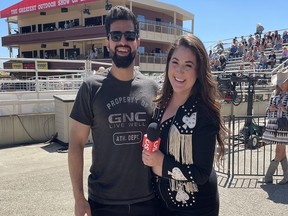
139, 54, 167, 65
270, 58, 288, 75
140, 20, 190, 36
0, 58, 111, 116
0, 58, 111, 91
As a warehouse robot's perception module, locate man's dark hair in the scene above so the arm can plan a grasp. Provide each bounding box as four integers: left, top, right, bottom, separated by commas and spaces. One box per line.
105, 5, 139, 39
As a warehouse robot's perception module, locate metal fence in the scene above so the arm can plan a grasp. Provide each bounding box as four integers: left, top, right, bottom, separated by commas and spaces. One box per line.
216, 115, 285, 186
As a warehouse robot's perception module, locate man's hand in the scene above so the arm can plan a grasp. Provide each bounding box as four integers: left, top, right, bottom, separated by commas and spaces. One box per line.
74, 198, 92, 216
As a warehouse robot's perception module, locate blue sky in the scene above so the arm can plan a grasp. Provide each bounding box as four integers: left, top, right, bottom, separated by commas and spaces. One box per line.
0, 0, 287, 58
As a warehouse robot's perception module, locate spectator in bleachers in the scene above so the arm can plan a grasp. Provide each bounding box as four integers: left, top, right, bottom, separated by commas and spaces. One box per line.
265, 31, 273, 48
266, 36, 274, 49
273, 30, 279, 41
218, 54, 227, 71
229, 44, 238, 58
274, 34, 283, 50
267, 50, 277, 69
211, 57, 220, 71
248, 34, 255, 49
247, 47, 253, 60
238, 42, 244, 58
232, 37, 239, 46
280, 46, 288, 64
265, 31, 272, 40
255, 23, 264, 38
208, 49, 213, 60
215, 40, 224, 54
242, 48, 249, 62
258, 37, 267, 51
254, 34, 261, 48
282, 30, 288, 44
240, 35, 248, 49
253, 46, 259, 61
258, 51, 268, 69
211, 50, 219, 60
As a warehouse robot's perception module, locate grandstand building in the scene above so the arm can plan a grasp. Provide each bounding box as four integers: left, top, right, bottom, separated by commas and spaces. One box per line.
0, 0, 194, 78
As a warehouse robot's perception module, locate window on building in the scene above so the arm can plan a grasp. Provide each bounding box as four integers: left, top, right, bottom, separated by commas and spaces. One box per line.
21, 51, 33, 58
44, 50, 57, 59
138, 46, 145, 54
65, 48, 80, 59
73, 19, 79, 26
155, 18, 161, 32
85, 16, 102, 26
137, 15, 145, 30
58, 21, 66, 29
43, 22, 56, 31
21, 26, 32, 33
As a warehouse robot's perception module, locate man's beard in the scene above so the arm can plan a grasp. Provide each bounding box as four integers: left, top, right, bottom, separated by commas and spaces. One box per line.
111, 47, 136, 68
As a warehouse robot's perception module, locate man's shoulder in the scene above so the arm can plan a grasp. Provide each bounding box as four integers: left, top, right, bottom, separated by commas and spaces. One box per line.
82, 71, 109, 90
135, 70, 158, 84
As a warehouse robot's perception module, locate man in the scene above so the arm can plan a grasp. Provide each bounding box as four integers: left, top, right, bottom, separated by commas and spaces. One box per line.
267, 50, 277, 69
255, 23, 264, 38
258, 51, 268, 70
68, 6, 158, 216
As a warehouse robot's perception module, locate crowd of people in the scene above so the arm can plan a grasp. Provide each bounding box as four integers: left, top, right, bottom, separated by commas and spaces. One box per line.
209, 26, 288, 72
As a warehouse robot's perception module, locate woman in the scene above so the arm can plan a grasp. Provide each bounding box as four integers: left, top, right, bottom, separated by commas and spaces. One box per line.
142, 34, 226, 216
280, 46, 288, 64
261, 71, 288, 184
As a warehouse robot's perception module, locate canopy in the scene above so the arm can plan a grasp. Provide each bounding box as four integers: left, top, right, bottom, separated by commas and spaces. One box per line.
0, 0, 97, 18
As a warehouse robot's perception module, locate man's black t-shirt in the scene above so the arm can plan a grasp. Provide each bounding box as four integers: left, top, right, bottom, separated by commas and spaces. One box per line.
70, 68, 158, 205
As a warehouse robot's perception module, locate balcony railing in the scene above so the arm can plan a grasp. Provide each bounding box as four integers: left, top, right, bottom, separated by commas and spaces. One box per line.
139, 53, 167, 64
2, 25, 106, 46
2, 19, 191, 46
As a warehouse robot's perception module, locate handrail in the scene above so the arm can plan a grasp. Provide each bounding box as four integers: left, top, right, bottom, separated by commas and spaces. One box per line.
0, 58, 112, 92
270, 58, 288, 75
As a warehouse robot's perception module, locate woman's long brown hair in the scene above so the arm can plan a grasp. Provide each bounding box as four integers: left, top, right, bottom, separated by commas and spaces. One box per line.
155, 34, 227, 161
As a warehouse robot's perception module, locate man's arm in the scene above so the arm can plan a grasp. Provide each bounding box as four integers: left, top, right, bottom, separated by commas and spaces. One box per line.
68, 119, 91, 216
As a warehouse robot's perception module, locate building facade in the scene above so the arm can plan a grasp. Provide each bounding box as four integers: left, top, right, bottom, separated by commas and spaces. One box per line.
0, 0, 194, 77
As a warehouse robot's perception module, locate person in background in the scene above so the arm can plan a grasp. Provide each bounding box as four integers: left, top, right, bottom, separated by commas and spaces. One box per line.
89, 44, 98, 59
282, 30, 288, 44
255, 23, 264, 38
237, 42, 244, 58
229, 44, 238, 58
260, 71, 288, 185
218, 54, 227, 71
267, 50, 277, 69
258, 51, 268, 70
258, 37, 266, 52
142, 34, 227, 216
280, 46, 288, 65
68, 6, 159, 216
215, 40, 224, 54
274, 34, 283, 50
247, 34, 255, 49
253, 46, 259, 61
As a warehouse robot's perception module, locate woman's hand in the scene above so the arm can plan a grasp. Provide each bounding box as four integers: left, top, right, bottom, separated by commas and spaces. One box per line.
142, 149, 164, 176
269, 105, 277, 112
278, 104, 286, 112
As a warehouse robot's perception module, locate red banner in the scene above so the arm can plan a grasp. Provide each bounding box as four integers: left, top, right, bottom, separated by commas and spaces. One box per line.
0, 0, 97, 18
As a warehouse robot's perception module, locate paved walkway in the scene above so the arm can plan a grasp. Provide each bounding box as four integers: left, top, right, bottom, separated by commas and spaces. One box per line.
0, 142, 287, 216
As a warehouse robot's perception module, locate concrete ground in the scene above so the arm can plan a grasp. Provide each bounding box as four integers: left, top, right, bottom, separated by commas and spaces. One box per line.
0, 142, 287, 216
